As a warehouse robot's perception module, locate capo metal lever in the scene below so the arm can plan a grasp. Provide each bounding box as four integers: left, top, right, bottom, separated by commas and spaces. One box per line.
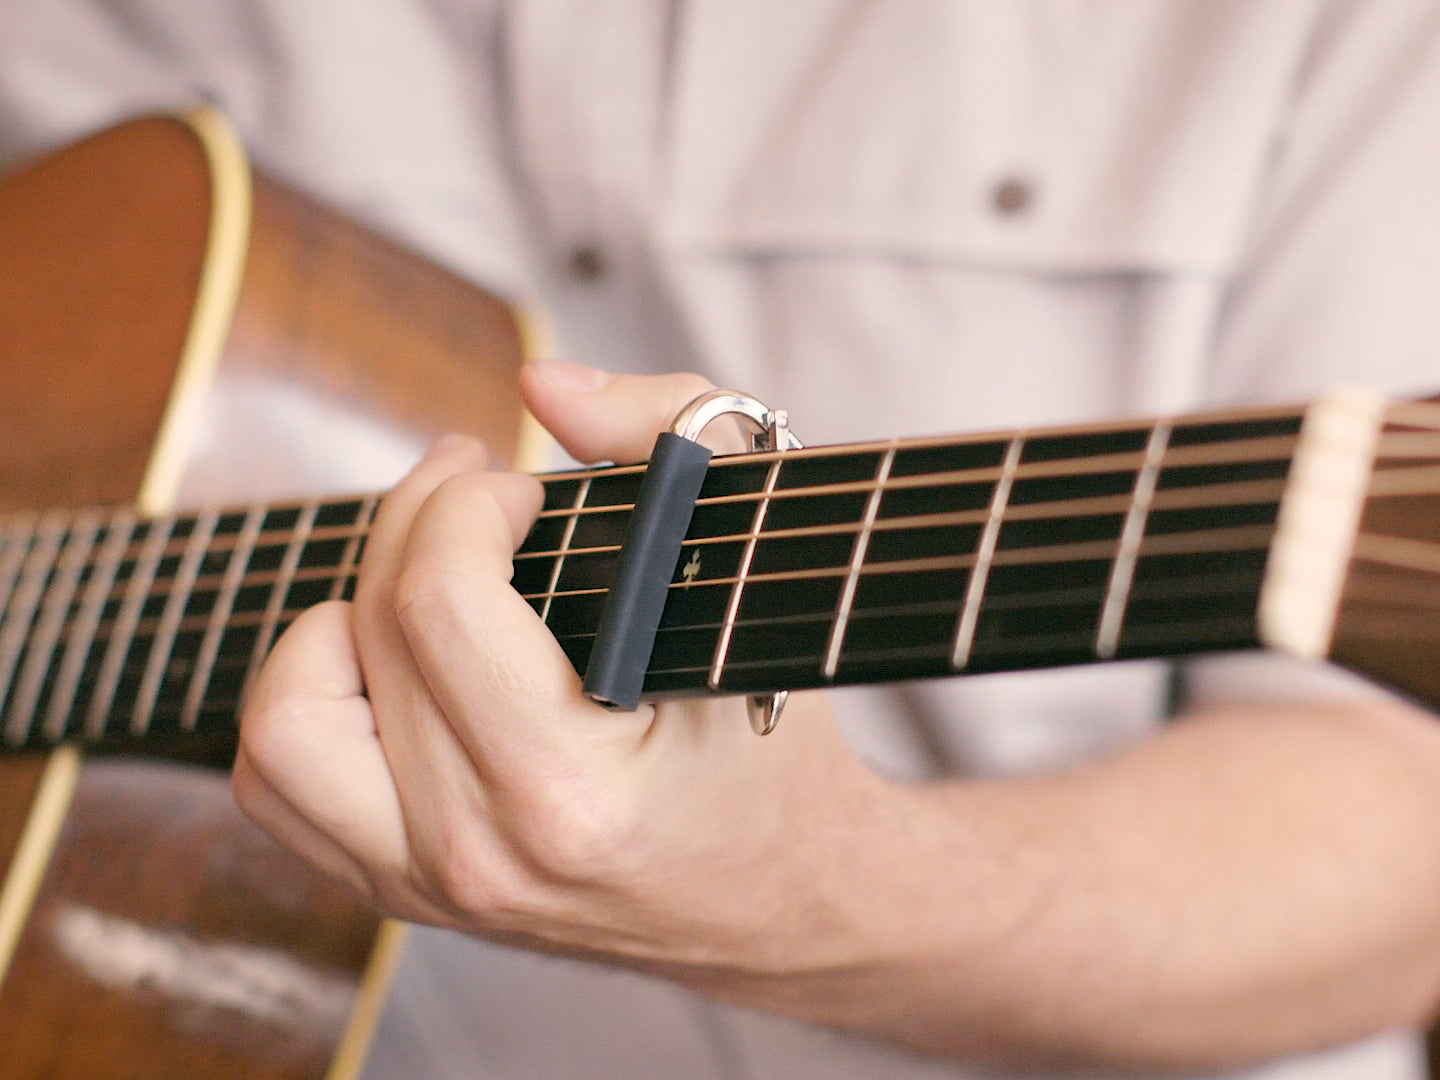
670, 390, 802, 736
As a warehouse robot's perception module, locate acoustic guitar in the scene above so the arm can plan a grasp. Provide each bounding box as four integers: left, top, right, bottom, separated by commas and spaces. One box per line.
2, 375, 1425, 733
0, 111, 524, 1079
3, 111, 1440, 1077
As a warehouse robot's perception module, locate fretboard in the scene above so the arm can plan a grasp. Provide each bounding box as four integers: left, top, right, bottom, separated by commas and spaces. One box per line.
515, 406, 1302, 699
0, 402, 1308, 754
0, 495, 379, 755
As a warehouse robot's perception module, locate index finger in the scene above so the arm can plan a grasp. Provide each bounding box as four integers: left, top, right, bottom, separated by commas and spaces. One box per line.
391, 465, 641, 782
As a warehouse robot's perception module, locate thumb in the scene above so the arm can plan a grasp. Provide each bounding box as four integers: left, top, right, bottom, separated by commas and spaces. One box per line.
520, 360, 719, 464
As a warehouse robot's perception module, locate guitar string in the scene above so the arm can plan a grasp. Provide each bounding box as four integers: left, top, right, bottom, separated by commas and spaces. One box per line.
131, 561, 1428, 729
76, 608, 1276, 725
0, 443, 1286, 561
0, 417, 1422, 565
522, 425, 1437, 522
63, 519, 1429, 687
4, 431, 1439, 741
1, 421, 1429, 579
54, 517, 1430, 687
526, 434, 1304, 523
0, 466, 1294, 622
22, 524, 1279, 676
14, 526, 1435, 744
0, 422, 1308, 549
0, 541, 1428, 743
514, 478, 1288, 564
1, 520, 1432, 686
172, 627, 1253, 716
63, 596, 1440, 735
7, 495, 1280, 612
70, 600, 1277, 727
4, 462, 1436, 655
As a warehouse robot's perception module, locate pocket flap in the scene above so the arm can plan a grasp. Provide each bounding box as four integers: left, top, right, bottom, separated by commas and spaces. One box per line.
660, 2, 1314, 275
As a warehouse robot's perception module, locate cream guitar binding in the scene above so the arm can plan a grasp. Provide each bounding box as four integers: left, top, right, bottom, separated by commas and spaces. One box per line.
0, 110, 525, 1080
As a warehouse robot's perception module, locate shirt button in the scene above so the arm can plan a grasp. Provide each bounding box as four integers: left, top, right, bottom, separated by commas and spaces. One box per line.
568, 244, 608, 282
991, 177, 1035, 217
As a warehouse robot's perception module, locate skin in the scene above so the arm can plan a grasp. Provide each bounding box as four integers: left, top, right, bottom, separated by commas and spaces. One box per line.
235, 359, 1440, 1072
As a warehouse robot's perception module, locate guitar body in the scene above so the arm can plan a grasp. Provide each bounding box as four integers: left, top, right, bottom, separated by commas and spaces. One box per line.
0, 113, 524, 1078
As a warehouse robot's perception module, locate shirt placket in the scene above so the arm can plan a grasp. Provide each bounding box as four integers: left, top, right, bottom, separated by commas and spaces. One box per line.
504, 0, 671, 290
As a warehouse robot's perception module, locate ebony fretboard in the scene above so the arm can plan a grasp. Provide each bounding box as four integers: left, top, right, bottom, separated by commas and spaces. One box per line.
0, 495, 378, 755
514, 407, 1302, 698
0, 403, 1305, 753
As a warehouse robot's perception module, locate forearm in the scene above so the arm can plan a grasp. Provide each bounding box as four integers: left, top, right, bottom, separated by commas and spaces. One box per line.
237, 368, 1440, 1074
701, 697, 1440, 1071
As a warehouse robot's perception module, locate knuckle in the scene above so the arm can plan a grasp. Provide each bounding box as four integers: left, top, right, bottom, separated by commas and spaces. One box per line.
438, 472, 521, 547
429, 861, 506, 920
520, 784, 641, 886
408, 792, 637, 922
237, 695, 307, 778
391, 481, 520, 631
391, 558, 455, 631
420, 820, 526, 920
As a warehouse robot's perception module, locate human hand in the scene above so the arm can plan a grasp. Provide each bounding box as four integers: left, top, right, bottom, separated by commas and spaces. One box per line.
233, 361, 879, 984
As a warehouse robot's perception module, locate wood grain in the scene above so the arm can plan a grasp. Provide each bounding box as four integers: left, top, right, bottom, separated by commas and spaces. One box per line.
0, 113, 524, 1078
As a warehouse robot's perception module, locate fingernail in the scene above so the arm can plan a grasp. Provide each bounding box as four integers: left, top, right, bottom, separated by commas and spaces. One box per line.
529, 358, 613, 393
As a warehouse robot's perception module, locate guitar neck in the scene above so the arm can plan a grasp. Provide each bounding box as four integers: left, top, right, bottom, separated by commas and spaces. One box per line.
2, 390, 1419, 755
0, 495, 380, 753
519, 403, 1311, 699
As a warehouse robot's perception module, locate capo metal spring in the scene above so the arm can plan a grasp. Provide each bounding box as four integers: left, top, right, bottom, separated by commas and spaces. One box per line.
670, 391, 802, 736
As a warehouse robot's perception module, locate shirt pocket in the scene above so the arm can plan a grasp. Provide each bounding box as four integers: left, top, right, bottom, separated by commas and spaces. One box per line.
657, 0, 1311, 278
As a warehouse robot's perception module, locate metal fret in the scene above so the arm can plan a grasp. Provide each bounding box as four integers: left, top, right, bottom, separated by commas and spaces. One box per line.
951, 436, 1024, 669
182, 506, 265, 731
45, 509, 135, 740
85, 516, 175, 739
1095, 422, 1171, 659
527, 402, 1302, 491
708, 458, 783, 690
823, 447, 895, 679
0, 519, 37, 631
242, 500, 319, 706
541, 479, 590, 624
0, 513, 67, 745
328, 495, 378, 601
0, 516, 37, 667
8, 510, 100, 742
130, 510, 219, 734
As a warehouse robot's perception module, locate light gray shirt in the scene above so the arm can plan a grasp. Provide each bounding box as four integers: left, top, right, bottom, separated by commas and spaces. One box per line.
4, 2, 1438, 1076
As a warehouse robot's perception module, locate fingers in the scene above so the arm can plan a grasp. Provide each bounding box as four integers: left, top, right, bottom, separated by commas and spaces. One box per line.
231, 420, 863, 958
356, 434, 493, 633
237, 439, 550, 924
520, 360, 717, 464
350, 436, 504, 839
233, 750, 373, 899
392, 467, 644, 782
235, 601, 419, 909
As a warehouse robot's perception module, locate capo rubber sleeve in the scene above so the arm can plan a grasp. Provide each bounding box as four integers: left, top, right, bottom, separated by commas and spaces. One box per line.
583, 432, 713, 710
